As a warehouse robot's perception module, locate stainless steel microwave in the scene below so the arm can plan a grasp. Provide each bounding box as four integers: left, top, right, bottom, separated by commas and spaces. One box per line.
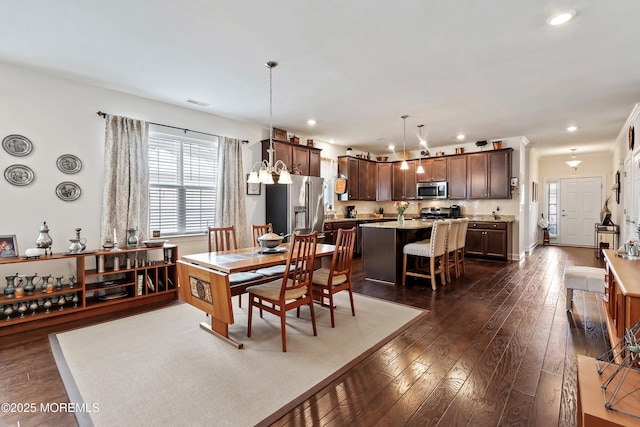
416, 181, 448, 199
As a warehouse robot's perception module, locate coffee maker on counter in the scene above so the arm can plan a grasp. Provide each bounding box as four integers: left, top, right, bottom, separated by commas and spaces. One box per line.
346, 205, 357, 218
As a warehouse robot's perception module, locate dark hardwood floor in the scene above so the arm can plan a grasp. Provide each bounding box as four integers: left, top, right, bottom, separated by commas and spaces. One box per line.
0, 245, 607, 426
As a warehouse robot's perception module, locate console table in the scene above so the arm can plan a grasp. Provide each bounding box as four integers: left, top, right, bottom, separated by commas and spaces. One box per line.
595, 224, 619, 259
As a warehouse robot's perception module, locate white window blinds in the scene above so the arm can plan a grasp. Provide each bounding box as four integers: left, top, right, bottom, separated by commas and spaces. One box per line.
149, 133, 218, 236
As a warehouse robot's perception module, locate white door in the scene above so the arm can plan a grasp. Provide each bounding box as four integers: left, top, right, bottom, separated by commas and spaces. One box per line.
623, 156, 633, 242
559, 177, 602, 246
629, 153, 640, 242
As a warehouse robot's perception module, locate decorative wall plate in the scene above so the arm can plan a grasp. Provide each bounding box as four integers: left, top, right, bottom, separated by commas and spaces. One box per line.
57, 154, 82, 174
56, 181, 81, 201
2, 135, 33, 157
4, 164, 34, 186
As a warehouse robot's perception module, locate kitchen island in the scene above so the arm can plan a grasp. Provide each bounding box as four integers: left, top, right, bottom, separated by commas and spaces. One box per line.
360, 219, 434, 285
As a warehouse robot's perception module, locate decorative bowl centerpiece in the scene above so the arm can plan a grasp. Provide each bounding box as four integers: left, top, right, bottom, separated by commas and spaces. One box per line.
256, 232, 287, 250
376, 156, 389, 162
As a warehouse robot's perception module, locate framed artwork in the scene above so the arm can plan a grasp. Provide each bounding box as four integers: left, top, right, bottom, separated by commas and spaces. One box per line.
532, 181, 538, 202
629, 126, 635, 151
246, 174, 261, 195
0, 235, 18, 258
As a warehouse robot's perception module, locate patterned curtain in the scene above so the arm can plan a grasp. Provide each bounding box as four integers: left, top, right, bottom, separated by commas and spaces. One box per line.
100, 115, 150, 247
215, 137, 249, 247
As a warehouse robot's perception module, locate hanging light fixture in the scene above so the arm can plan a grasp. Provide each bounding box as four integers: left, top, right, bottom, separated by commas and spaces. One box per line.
565, 148, 581, 170
400, 115, 409, 170
416, 124, 425, 174
247, 61, 292, 185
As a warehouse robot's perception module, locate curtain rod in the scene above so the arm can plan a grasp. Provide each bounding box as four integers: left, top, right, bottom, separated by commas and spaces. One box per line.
96, 111, 249, 143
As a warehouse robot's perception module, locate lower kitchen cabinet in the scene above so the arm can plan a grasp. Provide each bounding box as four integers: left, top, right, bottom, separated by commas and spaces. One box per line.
465, 221, 511, 261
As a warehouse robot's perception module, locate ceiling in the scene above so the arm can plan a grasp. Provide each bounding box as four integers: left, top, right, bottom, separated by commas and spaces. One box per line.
1, 1, 639, 157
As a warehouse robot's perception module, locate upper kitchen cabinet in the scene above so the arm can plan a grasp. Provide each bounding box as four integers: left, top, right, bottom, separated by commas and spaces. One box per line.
376, 162, 392, 201
358, 160, 377, 201
467, 149, 512, 199
261, 140, 321, 177
392, 160, 416, 200
337, 156, 377, 201
416, 157, 447, 183
447, 155, 467, 199
338, 156, 359, 200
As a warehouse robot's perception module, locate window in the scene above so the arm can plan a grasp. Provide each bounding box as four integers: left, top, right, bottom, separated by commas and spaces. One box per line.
547, 181, 558, 237
149, 133, 218, 236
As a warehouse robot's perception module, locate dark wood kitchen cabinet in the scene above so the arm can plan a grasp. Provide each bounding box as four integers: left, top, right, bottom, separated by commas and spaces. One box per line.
465, 221, 511, 260
392, 160, 416, 200
377, 162, 392, 201
358, 160, 377, 200
467, 149, 512, 199
447, 155, 467, 199
262, 139, 321, 177
416, 157, 447, 183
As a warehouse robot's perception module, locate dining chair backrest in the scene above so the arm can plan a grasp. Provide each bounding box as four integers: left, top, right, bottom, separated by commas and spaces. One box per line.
208, 226, 238, 252
429, 220, 450, 257
252, 223, 273, 245
446, 220, 461, 252
330, 227, 357, 279
456, 218, 470, 250
281, 232, 318, 298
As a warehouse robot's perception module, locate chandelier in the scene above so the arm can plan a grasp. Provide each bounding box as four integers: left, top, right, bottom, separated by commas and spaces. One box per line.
400, 115, 409, 170
565, 148, 581, 170
416, 124, 425, 174
247, 61, 292, 185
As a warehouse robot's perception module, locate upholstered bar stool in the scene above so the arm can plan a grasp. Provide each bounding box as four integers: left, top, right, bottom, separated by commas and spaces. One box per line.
444, 219, 461, 282
455, 218, 470, 277
402, 220, 450, 290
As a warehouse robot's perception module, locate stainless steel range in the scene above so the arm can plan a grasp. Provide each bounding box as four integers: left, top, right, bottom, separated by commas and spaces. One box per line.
419, 205, 461, 220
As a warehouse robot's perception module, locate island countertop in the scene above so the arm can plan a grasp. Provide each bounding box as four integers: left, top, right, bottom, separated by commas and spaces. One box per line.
359, 219, 434, 229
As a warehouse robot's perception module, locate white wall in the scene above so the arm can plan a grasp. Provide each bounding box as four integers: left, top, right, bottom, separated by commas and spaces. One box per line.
0, 62, 270, 276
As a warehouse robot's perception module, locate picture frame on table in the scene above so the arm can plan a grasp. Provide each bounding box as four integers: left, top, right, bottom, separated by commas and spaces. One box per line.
246, 174, 261, 195
0, 235, 18, 258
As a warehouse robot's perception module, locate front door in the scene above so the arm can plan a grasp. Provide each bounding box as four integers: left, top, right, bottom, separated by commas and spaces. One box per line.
559, 177, 602, 246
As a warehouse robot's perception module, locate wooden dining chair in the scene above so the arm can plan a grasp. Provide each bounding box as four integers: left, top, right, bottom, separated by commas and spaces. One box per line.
208, 226, 238, 253
207, 226, 262, 307
402, 220, 450, 290
246, 232, 318, 352
312, 227, 356, 327
252, 223, 273, 246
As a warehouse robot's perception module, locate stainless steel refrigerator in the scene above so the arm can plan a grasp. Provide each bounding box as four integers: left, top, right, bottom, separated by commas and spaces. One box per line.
265, 175, 325, 241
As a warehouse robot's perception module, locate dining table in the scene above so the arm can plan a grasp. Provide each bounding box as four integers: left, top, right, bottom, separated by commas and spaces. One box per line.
177, 243, 336, 348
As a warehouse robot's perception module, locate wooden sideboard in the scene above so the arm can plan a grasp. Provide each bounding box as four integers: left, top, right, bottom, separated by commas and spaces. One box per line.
602, 249, 640, 352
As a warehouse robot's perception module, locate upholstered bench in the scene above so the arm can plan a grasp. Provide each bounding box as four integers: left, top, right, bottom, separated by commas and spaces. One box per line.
563, 266, 605, 311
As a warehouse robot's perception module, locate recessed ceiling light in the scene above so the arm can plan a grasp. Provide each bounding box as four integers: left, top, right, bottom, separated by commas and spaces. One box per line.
567, 126, 578, 132
329, 139, 335, 144
457, 134, 465, 140
307, 119, 316, 126
548, 10, 576, 26
388, 145, 395, 150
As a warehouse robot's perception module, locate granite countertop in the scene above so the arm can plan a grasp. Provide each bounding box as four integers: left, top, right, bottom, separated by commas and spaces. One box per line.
325, 215, 399, 223
466, 215, 515, 223
359, 219, 434, 229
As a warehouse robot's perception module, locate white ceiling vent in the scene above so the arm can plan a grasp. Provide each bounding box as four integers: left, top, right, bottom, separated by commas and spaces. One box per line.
186, 98, 209, 107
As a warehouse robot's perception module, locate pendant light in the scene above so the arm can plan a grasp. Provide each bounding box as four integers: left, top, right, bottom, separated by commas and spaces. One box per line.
247, 61, 292, 185
400, 115, 409, 170
416, 124, 425, 174
565, 148, 581, 170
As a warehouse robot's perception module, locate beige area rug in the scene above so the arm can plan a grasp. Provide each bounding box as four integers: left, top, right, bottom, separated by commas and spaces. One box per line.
50, 292, 425, 426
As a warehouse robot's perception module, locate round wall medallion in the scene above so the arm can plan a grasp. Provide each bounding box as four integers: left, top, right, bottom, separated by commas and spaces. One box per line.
56, 181, 81, 201
4, 164, 34, 186
2, 135, 33, 157
57, 154, 82, 174
629, 126, 635, 151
